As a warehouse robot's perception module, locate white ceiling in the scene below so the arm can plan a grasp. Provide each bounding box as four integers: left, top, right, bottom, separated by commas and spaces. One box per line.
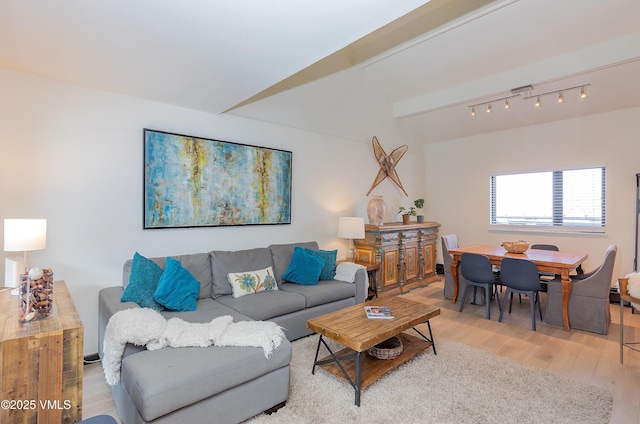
2, 0, 640, 148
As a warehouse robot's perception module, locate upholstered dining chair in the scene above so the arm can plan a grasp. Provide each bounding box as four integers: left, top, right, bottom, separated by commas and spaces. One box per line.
545, 244, 617, 334
458, 253, 501, 320
441, 235, 483, 304
498, 257, 543, 330
441, 234, 458, 300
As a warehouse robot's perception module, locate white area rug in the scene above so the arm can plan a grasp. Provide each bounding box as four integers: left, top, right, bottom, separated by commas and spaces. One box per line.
246, 334, 612, 424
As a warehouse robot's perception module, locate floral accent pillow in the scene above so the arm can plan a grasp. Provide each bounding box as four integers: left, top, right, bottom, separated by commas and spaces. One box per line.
227, 266, 279, 298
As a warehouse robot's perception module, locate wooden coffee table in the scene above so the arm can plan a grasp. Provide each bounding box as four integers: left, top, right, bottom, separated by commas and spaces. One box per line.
306, 297, 440, 406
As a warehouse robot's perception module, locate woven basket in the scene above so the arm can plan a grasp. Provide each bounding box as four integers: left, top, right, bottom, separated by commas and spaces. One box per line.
367, 336, 403, 360
503, 240, 529, 254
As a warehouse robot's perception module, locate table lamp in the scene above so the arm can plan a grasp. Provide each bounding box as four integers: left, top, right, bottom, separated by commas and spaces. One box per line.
337, 217, 365, 262
4, 219, 47, 291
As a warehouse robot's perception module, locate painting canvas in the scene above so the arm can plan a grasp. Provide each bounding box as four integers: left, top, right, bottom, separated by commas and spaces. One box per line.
144, 129, 292, 228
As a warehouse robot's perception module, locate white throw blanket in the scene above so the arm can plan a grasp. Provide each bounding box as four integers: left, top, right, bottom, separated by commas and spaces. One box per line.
334, 262, 366, 283
102, 308, 286, 385
624, 272, 640, 309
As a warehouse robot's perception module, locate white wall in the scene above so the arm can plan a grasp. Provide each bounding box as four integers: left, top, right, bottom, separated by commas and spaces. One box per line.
425, 107, 640, 282
0, 69, 425, 354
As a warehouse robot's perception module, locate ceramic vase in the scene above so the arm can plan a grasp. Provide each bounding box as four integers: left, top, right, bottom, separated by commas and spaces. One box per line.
367, 196, 386, 226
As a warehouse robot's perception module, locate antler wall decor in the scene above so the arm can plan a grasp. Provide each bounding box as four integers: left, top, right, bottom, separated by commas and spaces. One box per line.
366, 136, 408, 196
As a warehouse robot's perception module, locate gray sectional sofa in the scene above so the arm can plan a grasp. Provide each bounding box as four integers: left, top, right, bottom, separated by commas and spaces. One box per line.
98, 241, 367, 424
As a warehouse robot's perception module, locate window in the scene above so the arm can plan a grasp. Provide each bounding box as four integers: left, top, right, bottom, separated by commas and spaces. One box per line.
490, 167, 605, 233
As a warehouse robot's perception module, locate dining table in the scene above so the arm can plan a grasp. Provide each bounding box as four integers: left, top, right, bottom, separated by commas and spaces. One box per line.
448, 244, 588, 331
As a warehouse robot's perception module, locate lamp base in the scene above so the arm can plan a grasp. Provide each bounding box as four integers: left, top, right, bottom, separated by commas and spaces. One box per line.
347, 249, 356, 262
347, 239, 356, 262
4, 257, 23, 288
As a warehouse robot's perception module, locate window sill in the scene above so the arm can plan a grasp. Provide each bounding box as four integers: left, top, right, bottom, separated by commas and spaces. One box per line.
489, 225, 606, 236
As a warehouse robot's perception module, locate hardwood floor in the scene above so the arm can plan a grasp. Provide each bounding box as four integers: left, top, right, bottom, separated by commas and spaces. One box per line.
82, 278, 640, 423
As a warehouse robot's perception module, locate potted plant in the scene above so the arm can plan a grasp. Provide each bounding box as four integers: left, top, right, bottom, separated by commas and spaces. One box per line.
414, 198, 425, 223
397, 204, 416, 224
397, 199, 425, 224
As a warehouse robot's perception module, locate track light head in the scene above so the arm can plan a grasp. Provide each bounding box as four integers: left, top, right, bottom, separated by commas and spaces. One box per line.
558, 92, 564, 103
486, 104, 492, 113
504, 99, 510, 109
581, 86, 587, 98
535, 96, 541, 107
471, 107, 476, 116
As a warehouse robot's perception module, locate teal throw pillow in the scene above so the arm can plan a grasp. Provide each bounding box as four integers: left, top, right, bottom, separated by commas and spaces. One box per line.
303, 248, 337, 280
154, 257, 200, 311
282, 246, 325, 285
121, 252, 165, 311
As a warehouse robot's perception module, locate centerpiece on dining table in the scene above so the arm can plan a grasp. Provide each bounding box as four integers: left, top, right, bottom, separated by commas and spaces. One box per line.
502, 240, 529, 254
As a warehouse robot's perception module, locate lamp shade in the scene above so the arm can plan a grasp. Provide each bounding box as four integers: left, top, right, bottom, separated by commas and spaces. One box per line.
4, 219, 47, 252
337, 217, 365, 239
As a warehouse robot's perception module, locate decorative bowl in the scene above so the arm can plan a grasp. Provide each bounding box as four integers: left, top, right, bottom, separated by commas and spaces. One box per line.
503, 240, 529, 254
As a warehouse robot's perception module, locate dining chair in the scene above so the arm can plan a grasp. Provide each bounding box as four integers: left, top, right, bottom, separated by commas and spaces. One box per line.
530, 243, 559, 291
545, 245, 617, 334
441, 234, 458, 300
458, 253, 501, 320
498, 257, 543, 330
530, 243, 559, 251
531, 243, 583, 277
441, 234, 482, 304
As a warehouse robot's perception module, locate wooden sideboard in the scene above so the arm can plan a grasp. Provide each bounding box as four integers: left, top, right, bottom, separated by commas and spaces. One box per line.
354, 221, 440, 295
0, 280, 84, 423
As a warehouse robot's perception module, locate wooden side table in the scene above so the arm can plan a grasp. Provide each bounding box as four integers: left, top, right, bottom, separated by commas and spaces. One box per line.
619, 277, 640, 364
338, 260, 380, 299
0, 280, 84, 423
356, 260, 380, 299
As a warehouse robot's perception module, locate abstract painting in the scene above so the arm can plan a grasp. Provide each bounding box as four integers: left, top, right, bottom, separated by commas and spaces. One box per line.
144, 129, 292, 228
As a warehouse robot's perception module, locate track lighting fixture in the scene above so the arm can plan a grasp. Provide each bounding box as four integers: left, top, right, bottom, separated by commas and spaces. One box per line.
469, 84, 590, 116
468, 94, 520, 116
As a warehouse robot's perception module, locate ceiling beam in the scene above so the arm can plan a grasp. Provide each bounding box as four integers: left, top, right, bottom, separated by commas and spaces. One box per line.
226, 0, 499, 112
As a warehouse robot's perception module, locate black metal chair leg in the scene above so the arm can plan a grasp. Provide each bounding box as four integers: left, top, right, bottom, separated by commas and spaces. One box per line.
484, 285, 492, 319
536, 292, 543, 320
508, 291, 514, 314
459, 284, 469, 312
529, 291, 536, 331
494, 285, 502, 312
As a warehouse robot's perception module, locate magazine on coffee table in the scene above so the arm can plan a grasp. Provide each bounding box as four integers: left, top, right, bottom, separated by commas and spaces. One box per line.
364, 306, 394, 319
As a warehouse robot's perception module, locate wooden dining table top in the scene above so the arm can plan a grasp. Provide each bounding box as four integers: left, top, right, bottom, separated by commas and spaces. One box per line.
447, 244, 588, 271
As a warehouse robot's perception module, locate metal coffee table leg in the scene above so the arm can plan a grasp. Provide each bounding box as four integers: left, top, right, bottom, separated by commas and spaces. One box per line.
312, 335, 363, 406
